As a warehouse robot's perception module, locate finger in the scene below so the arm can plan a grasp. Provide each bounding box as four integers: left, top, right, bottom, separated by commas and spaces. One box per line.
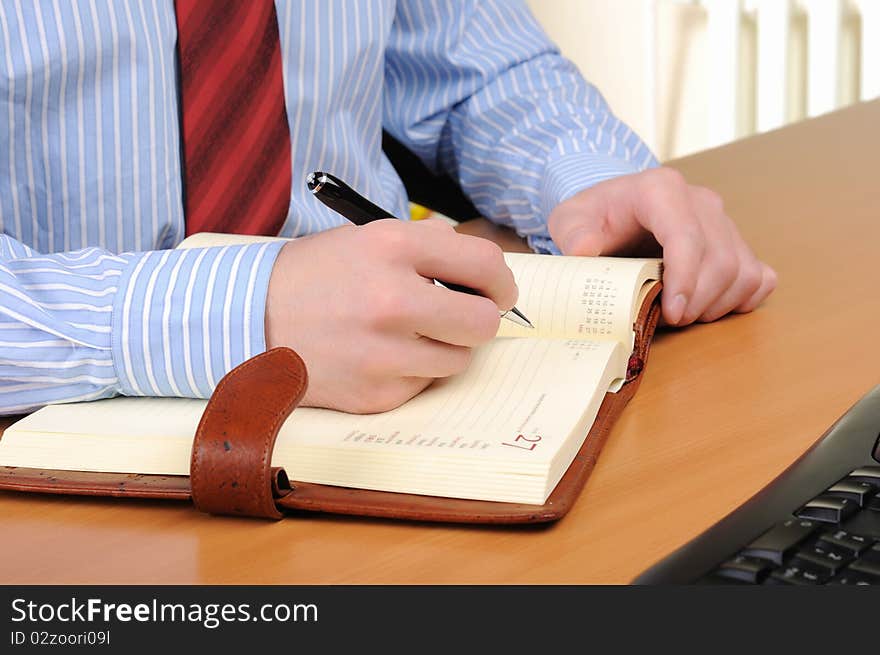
417, 216, 456, 230
696, 250, 763, 322
694, 215, 764, 321
408, 226, 518, 311
633, 170, 706, 324
548, 192, 609, 256
549, 183, 650, 257
734, 262, 778, 313
675, 195, 744, 324
408, 282, 502, 346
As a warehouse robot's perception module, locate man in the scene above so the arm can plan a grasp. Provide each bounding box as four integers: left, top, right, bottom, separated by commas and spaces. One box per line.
0, 1, 775, 415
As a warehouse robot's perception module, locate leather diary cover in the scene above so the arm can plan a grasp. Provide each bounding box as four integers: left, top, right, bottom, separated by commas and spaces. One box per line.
0, 284, 662, 524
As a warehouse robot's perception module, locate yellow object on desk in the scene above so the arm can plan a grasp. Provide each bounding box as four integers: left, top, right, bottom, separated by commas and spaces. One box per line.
409, 203, 433, 220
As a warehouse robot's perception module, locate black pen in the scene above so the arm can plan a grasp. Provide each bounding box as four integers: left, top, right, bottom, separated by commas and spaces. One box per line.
307, 171, 533, 329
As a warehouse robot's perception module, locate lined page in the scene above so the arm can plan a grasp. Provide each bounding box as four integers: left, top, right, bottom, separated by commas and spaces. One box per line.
278, 336, 625, 466
498, 253, 661, 345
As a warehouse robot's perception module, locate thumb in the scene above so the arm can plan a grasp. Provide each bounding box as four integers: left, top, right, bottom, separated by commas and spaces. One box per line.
557, 223, 607, 256
417, 216, 455, 230
549, 202, 619, 257
548, 183, 646, 257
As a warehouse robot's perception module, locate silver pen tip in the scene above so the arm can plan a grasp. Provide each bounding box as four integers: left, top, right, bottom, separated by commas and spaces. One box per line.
506, 306, 534, 329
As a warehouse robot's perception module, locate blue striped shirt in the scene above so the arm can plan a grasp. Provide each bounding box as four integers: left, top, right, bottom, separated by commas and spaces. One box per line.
0, 0, 657, 415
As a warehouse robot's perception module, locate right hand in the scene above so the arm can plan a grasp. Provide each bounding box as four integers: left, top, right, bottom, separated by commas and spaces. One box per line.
265, 219, 518, 413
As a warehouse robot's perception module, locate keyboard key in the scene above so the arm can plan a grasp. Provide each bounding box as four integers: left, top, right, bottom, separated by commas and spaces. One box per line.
795, 542, 854, 574
828, 570, 880, 585
849, 559, 880, 577
842, 509, 880, 539
868, 494, 880, 512
819, 528, 874, 554
767, 561, 832, 585
742, 519, 818, 565
861, 543, 880, 564
847, 466, 880, 484
825, 480, 877, 506
819, 528, 874, 553
715, 555, 775, 584
796, 495, 859, 523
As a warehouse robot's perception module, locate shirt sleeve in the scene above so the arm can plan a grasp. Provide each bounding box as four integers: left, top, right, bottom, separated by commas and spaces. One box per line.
383, 0, 659, 253
0, 234, 284, 415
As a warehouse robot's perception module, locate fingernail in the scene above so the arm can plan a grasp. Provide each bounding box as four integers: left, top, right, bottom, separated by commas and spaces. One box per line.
667, 293, 687, 325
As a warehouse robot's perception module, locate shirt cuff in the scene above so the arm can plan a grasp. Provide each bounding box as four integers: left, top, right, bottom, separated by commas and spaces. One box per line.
110, 240, 286, 398
540, 151, 643, 220
527, 151, 657, 254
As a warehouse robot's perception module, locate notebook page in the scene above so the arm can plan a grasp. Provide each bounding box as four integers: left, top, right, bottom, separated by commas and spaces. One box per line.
497, 253, 661, 345
276, 336, 625, 466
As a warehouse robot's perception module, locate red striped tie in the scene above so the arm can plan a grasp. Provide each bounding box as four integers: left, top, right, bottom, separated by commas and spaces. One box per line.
175, 0, 291, 236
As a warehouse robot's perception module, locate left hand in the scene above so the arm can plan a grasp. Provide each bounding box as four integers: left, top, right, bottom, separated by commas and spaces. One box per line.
547, 167, 777, 326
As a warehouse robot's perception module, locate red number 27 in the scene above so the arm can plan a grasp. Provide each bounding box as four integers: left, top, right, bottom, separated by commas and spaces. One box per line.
501, 433, 541, 451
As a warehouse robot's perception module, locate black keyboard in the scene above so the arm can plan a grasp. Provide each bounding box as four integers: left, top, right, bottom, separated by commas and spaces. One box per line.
634, 385, 880, 585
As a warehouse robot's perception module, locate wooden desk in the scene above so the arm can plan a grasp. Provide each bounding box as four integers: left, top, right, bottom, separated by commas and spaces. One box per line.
2, 102, 879, 585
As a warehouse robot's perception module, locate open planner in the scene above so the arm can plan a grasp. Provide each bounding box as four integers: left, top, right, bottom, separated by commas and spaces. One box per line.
0, 234, 663, 522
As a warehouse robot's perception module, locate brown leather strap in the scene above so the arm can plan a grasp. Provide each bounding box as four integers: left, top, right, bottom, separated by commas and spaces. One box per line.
190, 347, 308, 519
